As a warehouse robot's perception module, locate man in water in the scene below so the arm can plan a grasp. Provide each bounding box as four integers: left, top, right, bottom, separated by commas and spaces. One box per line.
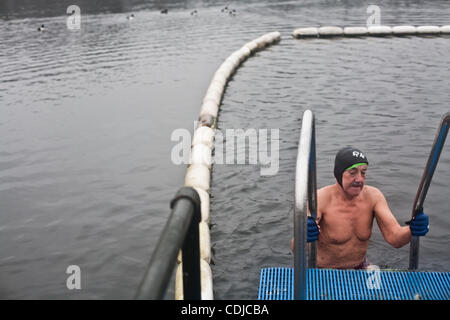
291, 147, 429, 269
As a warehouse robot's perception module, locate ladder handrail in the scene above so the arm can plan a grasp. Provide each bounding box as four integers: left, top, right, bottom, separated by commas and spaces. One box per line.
294, 109, 318, 300
135, 187, 202, 300
409, 112, 450, 270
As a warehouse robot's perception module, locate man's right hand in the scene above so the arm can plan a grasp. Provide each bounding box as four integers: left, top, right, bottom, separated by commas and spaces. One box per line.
290, 217, 320, 252
307, 216, 320, 242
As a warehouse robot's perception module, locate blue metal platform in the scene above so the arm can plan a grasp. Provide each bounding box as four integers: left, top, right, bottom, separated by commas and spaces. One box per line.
258, 268, 450, 300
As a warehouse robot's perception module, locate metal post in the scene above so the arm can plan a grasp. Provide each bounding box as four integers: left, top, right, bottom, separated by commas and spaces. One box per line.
307, 118, 318, 268
180, 194, 201, 300
294, 110, 316, 300
409, 112, 449, 270
293, 202, 307, 300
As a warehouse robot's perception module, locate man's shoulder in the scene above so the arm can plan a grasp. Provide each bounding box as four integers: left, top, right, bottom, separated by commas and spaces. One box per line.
363, 185, 385, 200
318, 185, 336, 201
364, 185, 382, 193
318, 184, 335, 194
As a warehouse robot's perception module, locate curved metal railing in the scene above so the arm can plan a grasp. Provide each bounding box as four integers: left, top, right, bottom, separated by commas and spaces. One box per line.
293, 109, 318, 300
409, 112, 450, 270
135, 187, 202, 300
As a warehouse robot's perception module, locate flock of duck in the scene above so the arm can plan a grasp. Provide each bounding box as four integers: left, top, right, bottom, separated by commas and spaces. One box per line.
37, 7, 238, 31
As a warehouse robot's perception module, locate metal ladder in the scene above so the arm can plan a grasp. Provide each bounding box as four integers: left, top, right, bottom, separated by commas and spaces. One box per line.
259, 110, 450, 300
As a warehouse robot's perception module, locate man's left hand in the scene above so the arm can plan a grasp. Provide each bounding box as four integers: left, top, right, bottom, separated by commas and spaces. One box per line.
407, 211, 429, 236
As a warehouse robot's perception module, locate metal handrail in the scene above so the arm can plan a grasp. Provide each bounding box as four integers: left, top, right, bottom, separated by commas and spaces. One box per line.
135, 187, 202, 300
294, 109, 318, 300
409, 112, 450, 270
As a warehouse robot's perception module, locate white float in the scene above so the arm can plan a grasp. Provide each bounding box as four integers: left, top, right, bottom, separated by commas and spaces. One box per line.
269, 31, 282, 42
214, 66, 231, 79
416, 26, 440, 34
199, 222, 211, 263
238, 46, 252, 58
255, 37, 267, 49
229, 51, 244, 64
199, 100, 219, 118
292, 27, 319, 38
205, 91, 223, 105
226, 54, 240, 66
206, 81, 224, 97
185, 164, 210, 191
237, 47, 251, 59
217, 60, 236, 77
244, 40, 258, 52
261, 33, 275, 44
440, 25, 450, 33
190, 144, 212, 168
318, 26, 343, 36
202, 91, 221, 106
192, 126, 215, 148
193, 187, 210, 225
200, 259, 214, 300
212, 71, 228, 88
368, 25, 392, 35
208, 78, 225, 91
257, 33, 277, 46
392, 25, 416, 35
343, 27, 368, 36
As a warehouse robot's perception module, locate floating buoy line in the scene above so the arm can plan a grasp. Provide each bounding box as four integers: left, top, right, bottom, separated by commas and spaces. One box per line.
175, 31, 281, 300
292, 25, 450, 38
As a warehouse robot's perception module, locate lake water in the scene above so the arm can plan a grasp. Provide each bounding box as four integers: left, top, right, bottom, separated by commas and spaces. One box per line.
1, 0, 449, 299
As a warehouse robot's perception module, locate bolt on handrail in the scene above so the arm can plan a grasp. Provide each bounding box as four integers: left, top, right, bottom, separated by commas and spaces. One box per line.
135, 187, 202, 300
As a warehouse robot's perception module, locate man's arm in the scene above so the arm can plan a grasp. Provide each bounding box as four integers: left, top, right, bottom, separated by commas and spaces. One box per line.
372, 187, 411, 248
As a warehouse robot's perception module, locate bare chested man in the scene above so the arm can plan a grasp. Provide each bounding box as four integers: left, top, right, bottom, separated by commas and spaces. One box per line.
291, 147, 429, 269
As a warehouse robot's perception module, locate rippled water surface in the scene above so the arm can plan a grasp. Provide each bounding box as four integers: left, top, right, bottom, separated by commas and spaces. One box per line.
1, 0, 449, 299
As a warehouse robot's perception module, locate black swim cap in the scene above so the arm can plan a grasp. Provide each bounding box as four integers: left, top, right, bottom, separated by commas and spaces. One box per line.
334, 147, 369, 188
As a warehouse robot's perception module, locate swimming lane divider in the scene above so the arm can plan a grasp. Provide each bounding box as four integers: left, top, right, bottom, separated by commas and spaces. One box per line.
292, 25, 450, 38
175, 31, 282, 300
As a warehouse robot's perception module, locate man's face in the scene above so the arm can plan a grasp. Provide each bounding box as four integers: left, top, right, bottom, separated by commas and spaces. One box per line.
341, 164, 367, 197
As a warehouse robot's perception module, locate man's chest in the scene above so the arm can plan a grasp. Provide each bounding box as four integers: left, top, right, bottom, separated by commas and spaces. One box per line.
321, 200, 374, 242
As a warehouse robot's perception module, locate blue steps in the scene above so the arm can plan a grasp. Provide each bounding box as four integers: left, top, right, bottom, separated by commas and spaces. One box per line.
258, 268, 450, 300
